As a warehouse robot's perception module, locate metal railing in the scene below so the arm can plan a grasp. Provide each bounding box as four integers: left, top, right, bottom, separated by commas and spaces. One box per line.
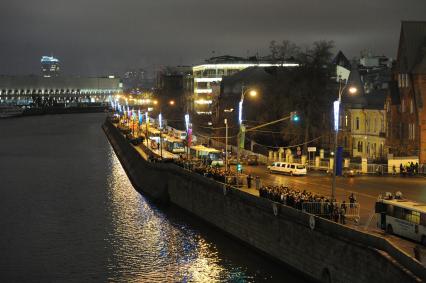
367, 164, 388, 175
301, 202, 360, 221
319, 160, 330, 168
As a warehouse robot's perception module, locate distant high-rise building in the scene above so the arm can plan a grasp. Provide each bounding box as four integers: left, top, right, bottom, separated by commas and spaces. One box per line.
41, 56, 60, 78
192, 55, 298, 117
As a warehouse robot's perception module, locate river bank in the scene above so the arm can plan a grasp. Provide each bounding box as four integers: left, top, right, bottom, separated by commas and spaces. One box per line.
103, 117, 426, 283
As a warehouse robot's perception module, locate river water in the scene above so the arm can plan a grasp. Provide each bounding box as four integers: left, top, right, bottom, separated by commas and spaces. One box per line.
0, 113, 306, 282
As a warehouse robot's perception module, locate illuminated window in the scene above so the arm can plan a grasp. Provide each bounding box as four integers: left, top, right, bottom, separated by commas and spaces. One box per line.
357, 141, 363, 152
410, 99, 414, 114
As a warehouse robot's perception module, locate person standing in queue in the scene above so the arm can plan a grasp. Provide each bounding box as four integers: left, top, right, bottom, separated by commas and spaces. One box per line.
247, 174, 252, 189
255, 176, 260, 190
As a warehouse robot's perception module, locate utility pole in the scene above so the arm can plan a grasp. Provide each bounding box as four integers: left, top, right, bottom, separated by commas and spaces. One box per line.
225, 118, 228, 172
145, 112, 149, 148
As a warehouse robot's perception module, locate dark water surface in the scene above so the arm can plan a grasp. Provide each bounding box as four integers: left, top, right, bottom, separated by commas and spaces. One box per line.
0, 114, 306, 282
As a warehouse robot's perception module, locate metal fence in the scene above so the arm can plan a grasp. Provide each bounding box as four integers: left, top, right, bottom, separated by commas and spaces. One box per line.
301, 202, 360, 221
208, 138, 269, 164
366, 163, 388, 175
319, 160, 330, 169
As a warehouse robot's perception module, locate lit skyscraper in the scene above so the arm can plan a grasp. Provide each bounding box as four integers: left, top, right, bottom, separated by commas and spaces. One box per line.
41, 56, 60, 78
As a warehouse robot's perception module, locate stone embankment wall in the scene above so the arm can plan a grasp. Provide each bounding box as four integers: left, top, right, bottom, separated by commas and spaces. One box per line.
103, 120, 425, 283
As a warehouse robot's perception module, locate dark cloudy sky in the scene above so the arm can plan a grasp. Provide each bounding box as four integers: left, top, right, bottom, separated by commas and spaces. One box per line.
0, 0, 425, 76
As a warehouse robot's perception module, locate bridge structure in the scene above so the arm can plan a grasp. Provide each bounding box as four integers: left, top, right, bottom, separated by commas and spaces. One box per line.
0, 75, 122, 105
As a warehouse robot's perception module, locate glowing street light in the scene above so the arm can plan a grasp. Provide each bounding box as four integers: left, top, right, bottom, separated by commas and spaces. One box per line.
331, 80, 357, 201
237, 84, 258, 178
249, 90, 257, 97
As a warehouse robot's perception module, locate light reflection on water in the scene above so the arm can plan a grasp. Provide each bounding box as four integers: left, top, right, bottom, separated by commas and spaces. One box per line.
0, 114, 305, 283
105, 148, 251, 282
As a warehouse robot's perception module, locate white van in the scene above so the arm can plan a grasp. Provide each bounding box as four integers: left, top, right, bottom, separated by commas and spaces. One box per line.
267, 162, 307, 176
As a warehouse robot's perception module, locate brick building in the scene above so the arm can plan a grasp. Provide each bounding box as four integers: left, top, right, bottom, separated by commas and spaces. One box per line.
386, 21, 426, 162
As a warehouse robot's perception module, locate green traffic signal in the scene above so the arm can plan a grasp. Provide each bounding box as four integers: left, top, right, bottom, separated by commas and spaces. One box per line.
291, 111, 300, 122
237, 163, 242, 173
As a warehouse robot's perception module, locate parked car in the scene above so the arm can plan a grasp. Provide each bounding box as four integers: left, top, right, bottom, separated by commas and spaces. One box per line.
343, 168, 356, 177
267, 162, 307, 176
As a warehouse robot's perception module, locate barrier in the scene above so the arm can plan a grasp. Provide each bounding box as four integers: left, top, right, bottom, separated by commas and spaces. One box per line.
302, 202, 360, 221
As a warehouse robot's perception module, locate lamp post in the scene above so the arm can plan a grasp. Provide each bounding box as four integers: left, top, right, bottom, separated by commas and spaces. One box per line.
224, 118, 228, 172
237, 84, 257, 180
331, 79, 357, 201
145, 112, 149, 148
159, 113, 163, 159
185, 113, 190, 166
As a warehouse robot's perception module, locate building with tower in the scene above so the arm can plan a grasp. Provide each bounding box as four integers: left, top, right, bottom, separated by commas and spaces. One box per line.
41, 56, 60, 78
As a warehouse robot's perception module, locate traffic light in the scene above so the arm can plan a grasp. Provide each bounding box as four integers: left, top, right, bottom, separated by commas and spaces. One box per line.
290, 111, 300, 122
237, 163, 242, 173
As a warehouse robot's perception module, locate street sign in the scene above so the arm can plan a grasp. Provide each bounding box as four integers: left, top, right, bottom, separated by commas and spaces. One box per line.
308, 147, 317, 152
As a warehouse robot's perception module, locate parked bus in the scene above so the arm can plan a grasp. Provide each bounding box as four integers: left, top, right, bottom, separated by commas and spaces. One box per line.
190, 145, 223, 166
165, 135, 185, 154
172, 129, 187, 140
146, 126, 161, 142
375, 193, 426, 245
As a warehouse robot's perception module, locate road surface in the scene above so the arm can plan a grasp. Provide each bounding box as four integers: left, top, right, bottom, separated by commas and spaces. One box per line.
239, 165, 426, 225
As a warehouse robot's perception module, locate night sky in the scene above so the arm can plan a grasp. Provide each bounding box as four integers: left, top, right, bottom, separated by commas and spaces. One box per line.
1, 0, 425, 76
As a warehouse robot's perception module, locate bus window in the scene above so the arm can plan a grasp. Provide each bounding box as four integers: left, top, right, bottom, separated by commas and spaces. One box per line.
386, 204, 394, 216
375, 202, 386, 213
393, 206, 403, 219
408, 210, 420, 224
421, 213, 426, 226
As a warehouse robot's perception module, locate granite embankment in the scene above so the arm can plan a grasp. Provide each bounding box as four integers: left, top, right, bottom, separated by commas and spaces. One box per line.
103, 119, 425, 283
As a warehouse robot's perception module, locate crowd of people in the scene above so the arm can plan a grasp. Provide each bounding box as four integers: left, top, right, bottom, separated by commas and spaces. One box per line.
173, 159, 230, 183
396, 162, 423, 176
259, 185, 356, 224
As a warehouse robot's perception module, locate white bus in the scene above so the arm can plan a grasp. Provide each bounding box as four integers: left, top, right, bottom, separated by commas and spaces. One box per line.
190, 145, 224, 166
165, 135, 185, 154
267, 162, 307, 176
173, 129, 187, 140
375, 194, 426, 245
146, 126, 161, 142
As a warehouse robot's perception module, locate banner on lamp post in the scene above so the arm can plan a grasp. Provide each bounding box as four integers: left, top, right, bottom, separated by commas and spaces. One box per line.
138, 109, 142, 124
333, 100, 340, 132
239, 125, 246, 149
188, 128, 192, 147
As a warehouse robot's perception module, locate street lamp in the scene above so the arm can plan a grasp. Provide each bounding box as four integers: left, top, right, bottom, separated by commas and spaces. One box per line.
145, 111, 149, 148
331, 79, 357, 201
185, 113, 190, 165
159, 113, 163, 159
237, 84, 257, 180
